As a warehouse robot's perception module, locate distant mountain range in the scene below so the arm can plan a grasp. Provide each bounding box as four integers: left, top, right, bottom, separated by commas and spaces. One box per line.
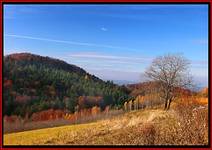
113, 76, 208, 89
113, 80, 139, 85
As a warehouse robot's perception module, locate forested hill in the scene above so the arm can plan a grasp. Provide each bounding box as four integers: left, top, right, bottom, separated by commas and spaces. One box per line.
3, 53, 129, 117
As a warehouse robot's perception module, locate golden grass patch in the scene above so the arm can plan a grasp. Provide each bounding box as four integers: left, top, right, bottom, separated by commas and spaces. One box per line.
4, 106, 208, 145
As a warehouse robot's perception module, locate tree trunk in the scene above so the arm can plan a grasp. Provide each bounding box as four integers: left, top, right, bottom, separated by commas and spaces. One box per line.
164, 99, 168, 110
167, 98, 172, 110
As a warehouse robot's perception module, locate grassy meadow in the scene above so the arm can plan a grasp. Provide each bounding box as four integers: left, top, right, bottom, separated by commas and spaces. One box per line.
4, 99, 208, 145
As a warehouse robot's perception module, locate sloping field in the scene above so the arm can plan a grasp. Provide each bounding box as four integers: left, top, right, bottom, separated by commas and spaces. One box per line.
4, 107, 208, 145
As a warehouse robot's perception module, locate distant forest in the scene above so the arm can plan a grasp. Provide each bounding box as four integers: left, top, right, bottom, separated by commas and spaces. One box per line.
3, 53, 130, 117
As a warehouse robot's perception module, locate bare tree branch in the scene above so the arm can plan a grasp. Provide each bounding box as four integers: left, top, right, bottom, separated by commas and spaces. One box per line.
145, 54, 193, 110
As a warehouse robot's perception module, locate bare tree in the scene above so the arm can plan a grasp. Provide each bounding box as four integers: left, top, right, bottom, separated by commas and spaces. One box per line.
145, 54, 193, 110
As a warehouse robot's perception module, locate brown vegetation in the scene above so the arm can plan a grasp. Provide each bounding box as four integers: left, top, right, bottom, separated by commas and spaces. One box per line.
78, 96, 103, 110
31, 109, 64, 121
4, 105, 121, 133
4, 79, 13, 88
4, 100, 208, 145
15, 95, 31, 103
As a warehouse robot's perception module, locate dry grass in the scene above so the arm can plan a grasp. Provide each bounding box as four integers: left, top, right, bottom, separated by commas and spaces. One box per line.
172, 101, 208, 145
4, 102, 208, 145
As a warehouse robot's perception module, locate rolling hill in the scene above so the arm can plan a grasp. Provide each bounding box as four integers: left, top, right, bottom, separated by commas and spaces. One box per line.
3, 53, 130, 117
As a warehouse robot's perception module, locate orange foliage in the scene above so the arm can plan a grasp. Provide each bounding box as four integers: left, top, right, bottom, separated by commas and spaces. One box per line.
194, 97, 208, 105
8, 53, 41, 61
79, 108, 92, 118
174, 87, 192, 98
91, 106, 101, 116
201, 87, 208, 94
136, 95, 146, 109
63, 113, 76, 122
10, 105, 108, 123
177, 95, 208, 107
31, 109, 65, 121
137, 95, 145, 104
199, 87, 208, 97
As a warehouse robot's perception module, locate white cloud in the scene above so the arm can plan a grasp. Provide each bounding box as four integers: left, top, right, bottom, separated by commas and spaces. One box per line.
70, 53, 129, 59
101, 27, 107, 31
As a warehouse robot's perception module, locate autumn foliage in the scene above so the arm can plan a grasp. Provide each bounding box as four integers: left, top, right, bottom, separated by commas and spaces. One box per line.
4, 105, 110, 125
31, 109, 64, 121
4, 79, 13, 88
78, 96, 103, 110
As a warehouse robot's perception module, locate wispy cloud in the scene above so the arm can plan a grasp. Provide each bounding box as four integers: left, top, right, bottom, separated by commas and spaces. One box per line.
5, 34, 138, 52
67, 52, 209, 68
68, 52, 208, 78
68, 53, 152, 61
101, 27, 107, 31
191, 60, 208, 65
69, 53, 129, 59
192, 39, 208, 45
64, 52, 151, 73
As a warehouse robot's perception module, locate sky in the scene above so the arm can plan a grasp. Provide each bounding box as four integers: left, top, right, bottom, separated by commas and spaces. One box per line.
3, 4, 208, 86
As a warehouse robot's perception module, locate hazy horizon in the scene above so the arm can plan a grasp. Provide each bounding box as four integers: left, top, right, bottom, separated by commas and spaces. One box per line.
4, 4, 208, 87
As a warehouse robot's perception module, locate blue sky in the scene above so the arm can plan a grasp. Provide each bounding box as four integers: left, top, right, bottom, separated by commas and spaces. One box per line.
4, 4, 208, 86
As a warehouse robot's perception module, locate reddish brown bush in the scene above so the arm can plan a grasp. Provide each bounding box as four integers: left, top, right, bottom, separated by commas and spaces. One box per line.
104, 106, 110, 114
10, 91, 17, 97
31, 109, 66, 121
78, 96, 103, 110
4, 79, 13, 88
4, 115, 21, 123
91, 106, 101, 116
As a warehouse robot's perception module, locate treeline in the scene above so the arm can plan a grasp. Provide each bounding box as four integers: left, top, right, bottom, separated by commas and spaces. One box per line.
3, 53, 130, 117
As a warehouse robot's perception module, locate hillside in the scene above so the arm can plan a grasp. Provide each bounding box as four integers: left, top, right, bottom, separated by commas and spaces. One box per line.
127, 81, 160, 96
127, 81, 194, 97
3, 53, 208, 146
4, 104, 208, 145
3, 53, 129, 117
